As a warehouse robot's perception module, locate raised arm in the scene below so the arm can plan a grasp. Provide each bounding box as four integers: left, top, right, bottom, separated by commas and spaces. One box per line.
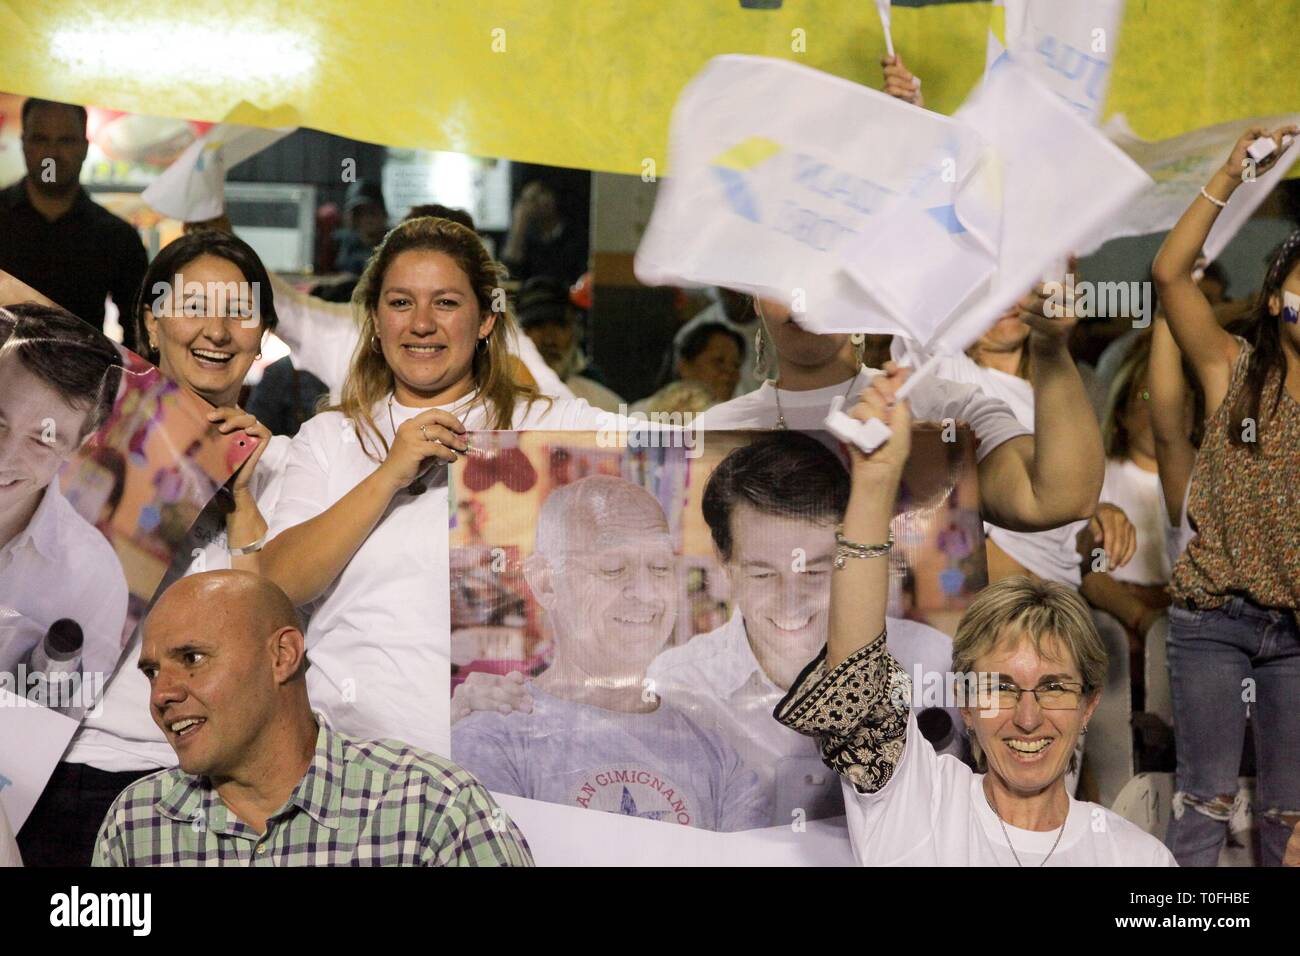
1148, 312, 1197, 524
1151, 126, 1297, 413
773, 372, 912, 793
977, 285, 1104, 531
829, 374, 911, 666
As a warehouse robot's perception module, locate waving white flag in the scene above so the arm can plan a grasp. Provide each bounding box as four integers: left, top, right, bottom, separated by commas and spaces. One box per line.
635, 54, 1149, 355
988, 0, 1125, 125
634, 55, 992, 340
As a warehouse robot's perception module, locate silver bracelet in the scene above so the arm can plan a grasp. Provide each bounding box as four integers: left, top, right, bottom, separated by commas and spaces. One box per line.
1199, 186, 1228, 209
228, 533, 267, 556
834, 528, 894, 569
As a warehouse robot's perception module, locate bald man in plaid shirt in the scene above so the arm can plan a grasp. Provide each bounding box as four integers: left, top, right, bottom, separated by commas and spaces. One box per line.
91, 571, 531, 867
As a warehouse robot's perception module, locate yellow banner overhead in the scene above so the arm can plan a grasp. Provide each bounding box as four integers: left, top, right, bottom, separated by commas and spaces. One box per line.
0, 0, 1295, 174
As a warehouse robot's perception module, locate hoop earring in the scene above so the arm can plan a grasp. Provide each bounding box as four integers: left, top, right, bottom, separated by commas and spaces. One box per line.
476, 335, 489, 353
753, 326, 770, 379
370, 334, 382, 354
850, 332, 866, 368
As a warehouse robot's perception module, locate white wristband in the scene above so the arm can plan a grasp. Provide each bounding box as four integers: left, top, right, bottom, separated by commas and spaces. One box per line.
1199, 186, 1228, 209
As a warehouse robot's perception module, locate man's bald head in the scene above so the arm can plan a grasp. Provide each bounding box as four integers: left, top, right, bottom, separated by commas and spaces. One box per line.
526, 476, 678, 674
140, 571, 311, 778
534, 475, 670, 562
147, 569, 300, 646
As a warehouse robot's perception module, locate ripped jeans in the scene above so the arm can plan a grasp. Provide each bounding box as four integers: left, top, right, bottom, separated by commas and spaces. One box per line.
1165, 598, 1300, 866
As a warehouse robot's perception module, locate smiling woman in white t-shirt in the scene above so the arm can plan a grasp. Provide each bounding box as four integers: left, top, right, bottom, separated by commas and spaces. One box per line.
261, 217, 602, 758
775, 376, 1175, 866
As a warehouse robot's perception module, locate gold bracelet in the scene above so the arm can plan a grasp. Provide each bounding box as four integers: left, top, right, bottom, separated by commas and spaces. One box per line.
834, 528, 894, 569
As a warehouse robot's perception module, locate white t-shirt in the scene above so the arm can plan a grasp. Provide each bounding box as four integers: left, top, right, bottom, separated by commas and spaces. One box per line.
64, 436, 293, 772
648, 610, 958, 826
891, 342, 1088, 585
452, 683, 769, 832
0, 481, 129, 685
269, 276, 575, 404
697, 365, 1030, 464
1100, 457, 1171, 586
267, 392, 603, 758
843, 710, 1177, 866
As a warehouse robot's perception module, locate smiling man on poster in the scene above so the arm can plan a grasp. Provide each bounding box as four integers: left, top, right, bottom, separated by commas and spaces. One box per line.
0, 304, 128, 690
453, 475, 769, 831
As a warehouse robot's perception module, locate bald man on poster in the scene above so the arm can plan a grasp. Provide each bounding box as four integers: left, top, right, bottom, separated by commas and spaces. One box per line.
92, 570, 532, 866
453, 476, 769, 832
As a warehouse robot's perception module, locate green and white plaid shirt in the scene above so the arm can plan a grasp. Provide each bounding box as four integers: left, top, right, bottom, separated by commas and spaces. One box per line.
92, 723, 533, 867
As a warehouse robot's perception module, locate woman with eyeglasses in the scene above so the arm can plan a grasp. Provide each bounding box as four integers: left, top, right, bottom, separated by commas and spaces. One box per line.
20, 229, 287, 866
260, 217, 604, 758
774, 374, 1175, 865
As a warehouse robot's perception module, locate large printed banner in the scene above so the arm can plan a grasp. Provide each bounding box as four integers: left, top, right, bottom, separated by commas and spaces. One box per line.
0, 1, 1295, 175
0, 306, 249, 829
447, 426, 984, 864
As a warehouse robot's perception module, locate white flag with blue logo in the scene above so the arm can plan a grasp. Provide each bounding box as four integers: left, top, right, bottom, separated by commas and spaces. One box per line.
987, 0, 1125, 125
635, 54, 1150, 355
634, 54, 992, 339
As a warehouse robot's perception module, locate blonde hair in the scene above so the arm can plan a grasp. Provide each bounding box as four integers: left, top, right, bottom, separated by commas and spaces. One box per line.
334, 216, 547, 459
951, 577, 1106, 772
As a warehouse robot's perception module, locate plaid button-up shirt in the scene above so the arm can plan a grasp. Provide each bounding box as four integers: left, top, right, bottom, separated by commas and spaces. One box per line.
91, 724, 533, 867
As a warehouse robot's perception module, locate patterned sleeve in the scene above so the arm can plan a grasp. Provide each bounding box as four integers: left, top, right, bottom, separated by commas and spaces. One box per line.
427, 781, 535, 867
90, 807, 128, 867
773, 628, 912, 795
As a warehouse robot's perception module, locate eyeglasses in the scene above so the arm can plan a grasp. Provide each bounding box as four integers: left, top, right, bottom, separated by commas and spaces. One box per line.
983, 679, 1088, 711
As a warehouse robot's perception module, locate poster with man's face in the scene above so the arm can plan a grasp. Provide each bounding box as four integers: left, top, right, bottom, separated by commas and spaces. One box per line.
0, 305, 249, 828
448, 426, 985, 863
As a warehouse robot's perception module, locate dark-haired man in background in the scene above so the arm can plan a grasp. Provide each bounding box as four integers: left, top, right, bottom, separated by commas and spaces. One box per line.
0, 99, 148, 350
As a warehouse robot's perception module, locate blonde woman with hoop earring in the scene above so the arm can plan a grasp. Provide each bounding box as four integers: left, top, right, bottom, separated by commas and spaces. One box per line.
261, 217, 606, 758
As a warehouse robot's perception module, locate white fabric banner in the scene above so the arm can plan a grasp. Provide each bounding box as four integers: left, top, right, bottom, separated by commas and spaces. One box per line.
1101, 113, 1300, 257
143, 122, 295, 222
988, 0, 1125, 125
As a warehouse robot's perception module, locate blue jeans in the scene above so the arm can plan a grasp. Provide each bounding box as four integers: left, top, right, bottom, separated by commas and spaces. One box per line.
1165, 598, 1300, 866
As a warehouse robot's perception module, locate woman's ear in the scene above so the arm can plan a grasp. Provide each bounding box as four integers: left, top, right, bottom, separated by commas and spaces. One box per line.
1268, 293, 1281, 317
142, 307, 159, 350
479, 308, 499, 342
1081, 688, 1102, 727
